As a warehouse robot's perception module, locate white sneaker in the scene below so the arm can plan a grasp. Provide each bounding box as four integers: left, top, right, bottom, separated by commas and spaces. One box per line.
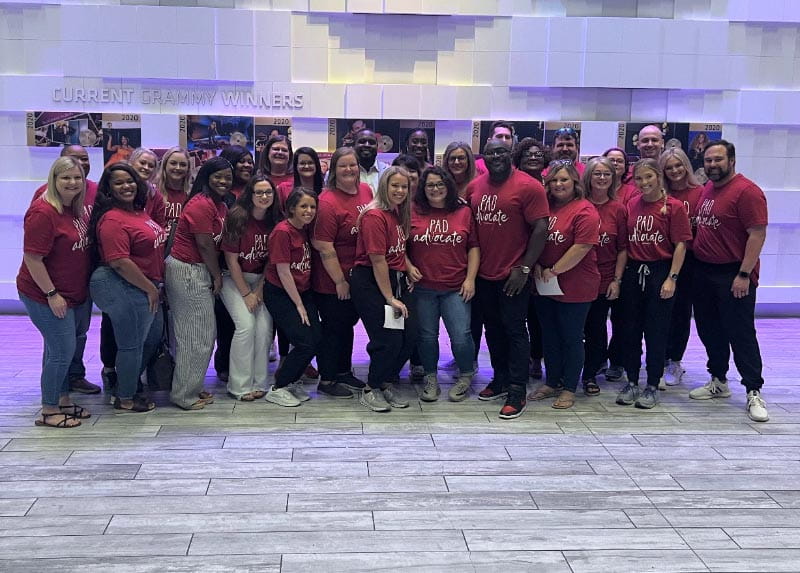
658, 377, 667, 391
689, 377, 731, 400
360, 388, 391, 412
265, 385, 301, 407
382, 383, 409, 408
746, 390, 769, 422
288, 380, 311, 402
664, 360, 685, 386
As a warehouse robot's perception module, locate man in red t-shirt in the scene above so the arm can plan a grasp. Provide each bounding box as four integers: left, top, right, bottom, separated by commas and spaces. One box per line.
466, 139, 549, 420
689, 140, 769, 423
474, 121, 515, 176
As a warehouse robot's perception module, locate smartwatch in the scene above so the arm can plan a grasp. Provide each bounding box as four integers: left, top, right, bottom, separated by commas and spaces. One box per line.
669, 273, 679, 281
518, 265, 531, 274
45, 288, 58, 298
738, 270, 750, 279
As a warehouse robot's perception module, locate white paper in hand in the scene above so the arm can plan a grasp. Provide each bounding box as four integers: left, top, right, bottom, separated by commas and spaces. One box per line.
383, 305, 405, 329
534, 275, 564, 296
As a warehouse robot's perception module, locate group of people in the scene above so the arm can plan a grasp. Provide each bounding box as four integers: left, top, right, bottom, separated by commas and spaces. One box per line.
17, 122, 770, 428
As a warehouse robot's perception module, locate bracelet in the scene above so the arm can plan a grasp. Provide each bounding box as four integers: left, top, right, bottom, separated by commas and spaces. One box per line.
613, 276, 622, 284
549, 267, 560, 276
241, 291, 252, 298
386, 297, 394, 304
335, 278, 347, 285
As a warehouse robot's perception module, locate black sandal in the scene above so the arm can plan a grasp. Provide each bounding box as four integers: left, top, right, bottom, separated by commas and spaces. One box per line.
35, 412, 81, 428
59, 404, 91, 419
583, 379, 601, 396
114, 397, 155, 413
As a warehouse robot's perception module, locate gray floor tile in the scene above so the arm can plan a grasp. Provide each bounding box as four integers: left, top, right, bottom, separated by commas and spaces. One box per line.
715, 447, 800, 460
0, 479, 209, 499
0, 499, 35, 517
0, 515, 110, 537
0, 464, 139, 481
0, 555, 281, 573
675, 474, 800, 491
3, 437, 224, 451
676, 528, 739, 549
723, 527, 800, 548
696, 549, 800, 572
28, 494, 288, 515
0, 534, 191, 558
135, 461, 367, 479
506, 445, 614, 460
564, 549, 709, 573
208, 476, 447, 495
465, 527, 686, 550
0, 452, 71, 466
222, 434, 434, 448
446, 474, 638, 492
373, 509, 633, 530
533, 491, 655, 509
368, 459, 594, 476
65, 448, 294, 465
624, 508, 672, 527
288, 491, 536, 511
293, 446, 511, 461
766, 491, 800, 508
646, 491, 781, 509
661, 508, 800, 527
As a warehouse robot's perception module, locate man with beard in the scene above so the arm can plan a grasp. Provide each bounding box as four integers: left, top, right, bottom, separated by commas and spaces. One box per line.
689, 140, 769, 423
406, 129, 432, 169
466, 139, 549, 419
475, 121, 515, 176
354, 128, 388, 195
550, 127, 584, 175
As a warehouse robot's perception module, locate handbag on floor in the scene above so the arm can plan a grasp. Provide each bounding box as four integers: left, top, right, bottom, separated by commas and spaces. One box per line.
147, 301, 174, 392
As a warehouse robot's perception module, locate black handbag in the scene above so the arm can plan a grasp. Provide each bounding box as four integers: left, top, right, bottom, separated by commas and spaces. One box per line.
147, 301, 174, 391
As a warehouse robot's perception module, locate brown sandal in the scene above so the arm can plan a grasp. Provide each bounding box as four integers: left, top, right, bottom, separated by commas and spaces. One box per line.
529, 385, 559, 401
35, 412, 81, 428
198, 391, 214, 404
552, 390, 576, 409
59, 404, 91, 419
251, 390, 266, 399
238, 392, 256, 402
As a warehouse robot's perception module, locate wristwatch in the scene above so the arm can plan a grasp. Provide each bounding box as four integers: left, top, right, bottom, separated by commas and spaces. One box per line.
738, 270, 750, 279
518, 265, 531, 274
45, 288, 58, 298
669, 273, 679, 281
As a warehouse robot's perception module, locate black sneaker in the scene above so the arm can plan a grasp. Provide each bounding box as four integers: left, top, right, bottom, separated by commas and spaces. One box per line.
499, 389, 527, 420
478, 380, 508, 401
69, 377, 101, 395
605, 365, 624, 382
317, 382, 353, 399
336, 371, 366, 391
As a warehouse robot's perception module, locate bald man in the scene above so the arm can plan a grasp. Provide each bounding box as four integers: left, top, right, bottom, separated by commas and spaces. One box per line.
637, 125, 665, 160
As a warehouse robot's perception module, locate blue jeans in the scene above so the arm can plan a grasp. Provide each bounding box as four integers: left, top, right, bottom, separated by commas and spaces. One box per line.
89, 266, 163, 400
535, 296, 591, 393
415, 286, 475, 375
20, 294, 93, 406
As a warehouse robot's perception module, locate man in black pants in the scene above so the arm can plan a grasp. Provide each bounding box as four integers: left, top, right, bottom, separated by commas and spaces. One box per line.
466, 139, 548, 419
689, 140, 769, 422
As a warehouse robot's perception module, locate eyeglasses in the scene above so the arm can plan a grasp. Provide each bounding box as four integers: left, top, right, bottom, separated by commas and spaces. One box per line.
555, 127, 577, 136
591, 171, 613, 178
522, 150, 544, 159
253, 190, 274, 197
424, 181, 447, 190
297, 161, 316, 168
549, 159, 573, 168
447, 155, 468, 163
270, 147, 289, 154
483, 148, 511, 158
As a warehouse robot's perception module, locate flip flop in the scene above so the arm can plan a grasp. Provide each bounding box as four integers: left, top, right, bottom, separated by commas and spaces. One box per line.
198, 391, 214, 404
529, 385, 559, 401
552, 390, 576, 409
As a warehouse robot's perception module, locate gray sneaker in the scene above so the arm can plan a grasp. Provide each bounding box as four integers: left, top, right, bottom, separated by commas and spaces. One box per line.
360, 388, 391, 412
689, 377, 731, 400
449, 375, 472, 402
382, 383, 409, 408
635, 385, 659, 409
616, 382, 640, 406
265, 385, 302, 407
746, 390, 769, 422
421, 374, 440, 402
288, 380, 311, 402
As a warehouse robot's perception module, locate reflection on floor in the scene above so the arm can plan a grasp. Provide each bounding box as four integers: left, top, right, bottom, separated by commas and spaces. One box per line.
0, 314, 798, 572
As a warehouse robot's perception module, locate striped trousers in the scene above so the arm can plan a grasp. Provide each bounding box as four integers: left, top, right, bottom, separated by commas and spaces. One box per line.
165, 256, 216, 409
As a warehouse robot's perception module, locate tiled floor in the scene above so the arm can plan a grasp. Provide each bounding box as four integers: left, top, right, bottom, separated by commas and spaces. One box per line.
0, 314, 798, 572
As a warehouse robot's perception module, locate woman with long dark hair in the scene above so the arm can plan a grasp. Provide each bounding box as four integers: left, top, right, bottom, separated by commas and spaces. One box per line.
220, 145, 255, 200
310, 147, 373, 398
17, 156, 92, 427
89, 162, 166, 413
407, 166, 479, 402
220, 175, 282, 401
442, 141, 477, 198
165, 157, 232, 410
277, 146, 324, 208
351, 166, 416, 412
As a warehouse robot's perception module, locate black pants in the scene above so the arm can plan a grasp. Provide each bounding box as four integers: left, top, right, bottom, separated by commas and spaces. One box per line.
620, 259, 675, 388
666, 250, 695, 362
471, 301, 484, 361
100, 312, 117, 368
264, 283, 321, 389
314, 292, 359, 381
350, 266, 417, 390
692, 260, 763, 391
607, 299, 625, 367
213, 297, 234, 375
526, 297, 543, 361
583, 294, 616, 379
476, 276, 530, 392
536, 297, 590, 393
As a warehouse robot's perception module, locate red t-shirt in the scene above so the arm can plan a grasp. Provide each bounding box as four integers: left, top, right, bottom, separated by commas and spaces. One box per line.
408, 203, 479, 291
145, 187, 167, 229
221, 216, 271, 274
17, 201, 91, 307
169, 194, 227, 264
229, 183, 245, 200
265, 220, 312, 292
669, 184, 703, 250
616, 182, 639, 205
626, 194, 692, 262
31, 179, 98, 218
311, 184, 373, 294
164, 187, 189, 228
276, 180, 295, 211
97, 208, 167, 282
593, 199, 628, 294
694, 174, 768, 280
537, 199, 600, 303
353, 208, 407, 271
465, 169, 549, 281
542, 161, 586, 178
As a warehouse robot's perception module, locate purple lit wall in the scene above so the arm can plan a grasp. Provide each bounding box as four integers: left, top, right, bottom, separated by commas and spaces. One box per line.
1, 1, 798, 311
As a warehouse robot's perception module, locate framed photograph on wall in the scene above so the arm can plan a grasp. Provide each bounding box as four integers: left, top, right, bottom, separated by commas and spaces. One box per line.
179, 115, 255, 154
471, 120, 544, 154
617, 122, 691, 161
102, 113, 143, 168
327, 118, 401, 153
26, 112, 103, 148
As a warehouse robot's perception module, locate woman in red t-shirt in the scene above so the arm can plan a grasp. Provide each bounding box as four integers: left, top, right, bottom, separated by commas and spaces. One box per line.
604, 147, 638, 206
220, 145, 254, 200
528, 161, 600, 410
277, 146, 324, 210
17, 156, 92, 428
659, 148, 704, 386
310, 147, 372, 398
616, 159, 692, 410
263, 188, 321, 407
155, 147, 191, 232
442, 141, 477, 198
350, 166, 415, 412
89, 162, 166, 413
257, 135, 294, 191
580, 157, 628, 396
220, 175, 282, 401
165, 157, 232, 410
407, 167, 480, 403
